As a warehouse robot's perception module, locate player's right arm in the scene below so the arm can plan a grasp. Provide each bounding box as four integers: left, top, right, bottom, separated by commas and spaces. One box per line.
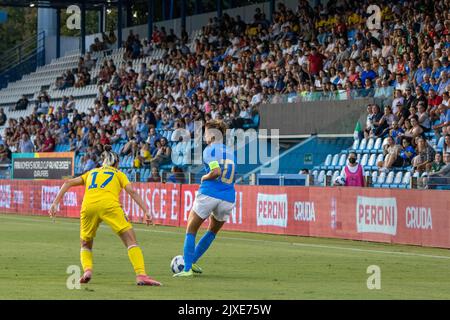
124, 184, 154, 226
49, 176, 85, 218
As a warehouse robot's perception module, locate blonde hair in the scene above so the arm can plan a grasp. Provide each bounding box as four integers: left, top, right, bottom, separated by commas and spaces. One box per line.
205, 120, 227, 136
205, 120, 228, 143
101, 145, 119, 167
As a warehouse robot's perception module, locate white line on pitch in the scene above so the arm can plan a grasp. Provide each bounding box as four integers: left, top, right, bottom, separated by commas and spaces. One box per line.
1, 214, 450, 261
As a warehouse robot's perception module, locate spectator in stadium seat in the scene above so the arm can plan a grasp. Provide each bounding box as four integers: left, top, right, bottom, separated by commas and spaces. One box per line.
135, 116, 149, 142
430, 153, 445, 173
150, 137, 171, 169
166, 166, 186, 184
414, 59, 431, 86
367, 104, 383, 138
404, 117, 424, 141
110, 122, 127, 144
389, 120, 404, 144
395, 102, 410, 127
398, 138, 416, 167
39, 131, 55, 152
148, 166, 161, 182
412, 137, 436, 173
432, 104, 450, 137
99, 132, 110, 146
427, 87, 443, 111
134, 142, 152, 168
403, 86, 416, 109
437, 71, 449, 96
443, 135, 450, 154
15, 95, 29, 111
90, 37, 105, 52
83, 53, 95, 70
63, 70, 75, 88
375, 106, 396, 137
374, 79, 393, 102
69, 133, 80, 152
378, 136, 403, 172
391, 89, 404, 114
360, 61, 377, 85
19, 133, 34, 153
426, 153, 450, 189
81, 154, 96, 173
0, 144, 11, 164
35, 96, 49, 116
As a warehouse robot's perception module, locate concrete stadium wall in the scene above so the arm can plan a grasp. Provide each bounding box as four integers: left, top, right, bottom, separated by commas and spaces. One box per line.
259, 98, 374, 135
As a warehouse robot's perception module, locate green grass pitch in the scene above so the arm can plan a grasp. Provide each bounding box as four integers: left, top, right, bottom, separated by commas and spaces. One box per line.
0, 214, 450, 299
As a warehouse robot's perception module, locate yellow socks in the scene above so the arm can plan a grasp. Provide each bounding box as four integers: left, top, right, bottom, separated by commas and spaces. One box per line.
80, 247, 93, 271
127, 245, 146, 276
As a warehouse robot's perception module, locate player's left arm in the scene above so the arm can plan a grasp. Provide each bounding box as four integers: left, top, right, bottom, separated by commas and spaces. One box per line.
201, 160, 221, 182
49, 176, 84, 218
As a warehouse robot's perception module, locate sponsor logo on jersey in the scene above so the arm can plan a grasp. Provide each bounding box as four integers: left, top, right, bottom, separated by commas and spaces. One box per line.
356, 196, 397, 235
406, 207, 432, 230
256, 193, 288, 228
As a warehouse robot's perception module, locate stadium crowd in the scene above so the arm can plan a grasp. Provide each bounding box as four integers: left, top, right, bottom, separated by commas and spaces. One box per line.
0, 0, 449, 182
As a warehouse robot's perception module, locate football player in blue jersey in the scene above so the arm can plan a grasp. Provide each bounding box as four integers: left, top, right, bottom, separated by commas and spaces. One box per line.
174, 120, 236, 277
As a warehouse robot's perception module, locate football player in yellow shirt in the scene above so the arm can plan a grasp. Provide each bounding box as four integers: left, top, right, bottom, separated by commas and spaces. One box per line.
49, 146, 161, 286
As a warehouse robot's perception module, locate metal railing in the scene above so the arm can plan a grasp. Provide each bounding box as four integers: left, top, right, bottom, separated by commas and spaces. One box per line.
0, 31, 45, 89
264, 87, 395, 105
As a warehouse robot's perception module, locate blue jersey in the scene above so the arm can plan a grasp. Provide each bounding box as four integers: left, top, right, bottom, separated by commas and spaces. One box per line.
198, 143, 236, 203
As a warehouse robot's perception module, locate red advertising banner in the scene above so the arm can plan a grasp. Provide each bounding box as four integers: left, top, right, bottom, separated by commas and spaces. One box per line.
0, 180, 449, 248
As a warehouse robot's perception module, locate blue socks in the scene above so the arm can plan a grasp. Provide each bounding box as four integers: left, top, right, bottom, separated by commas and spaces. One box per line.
183, 231, 217, 271
183, 233, 196, 271
193, 231, 216, 264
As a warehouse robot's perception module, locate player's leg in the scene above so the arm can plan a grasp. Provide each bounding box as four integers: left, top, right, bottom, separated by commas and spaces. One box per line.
192, 200, 234, 271
102, 207, 161, 286
174, 195, 217, 277
79, 238, 94, 283
119, 228, 161, 286
176, 210, 204, 277
79, 210, 101, 284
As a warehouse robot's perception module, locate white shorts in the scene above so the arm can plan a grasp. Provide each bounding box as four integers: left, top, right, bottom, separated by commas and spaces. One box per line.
192, 194, 235, 222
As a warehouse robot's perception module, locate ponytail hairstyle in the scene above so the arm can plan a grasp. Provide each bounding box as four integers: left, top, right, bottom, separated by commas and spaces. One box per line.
101, 145, 120, 167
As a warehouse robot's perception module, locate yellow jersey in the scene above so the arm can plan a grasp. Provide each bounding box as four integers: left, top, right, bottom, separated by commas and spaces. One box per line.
80, 165, 130, 210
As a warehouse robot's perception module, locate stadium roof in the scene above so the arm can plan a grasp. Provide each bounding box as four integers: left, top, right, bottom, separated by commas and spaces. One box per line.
0, 0, 122, 9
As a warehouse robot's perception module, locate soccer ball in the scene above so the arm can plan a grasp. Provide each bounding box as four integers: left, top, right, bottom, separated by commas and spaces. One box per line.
170, 255, 185, 274
334, 176, 345, 186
